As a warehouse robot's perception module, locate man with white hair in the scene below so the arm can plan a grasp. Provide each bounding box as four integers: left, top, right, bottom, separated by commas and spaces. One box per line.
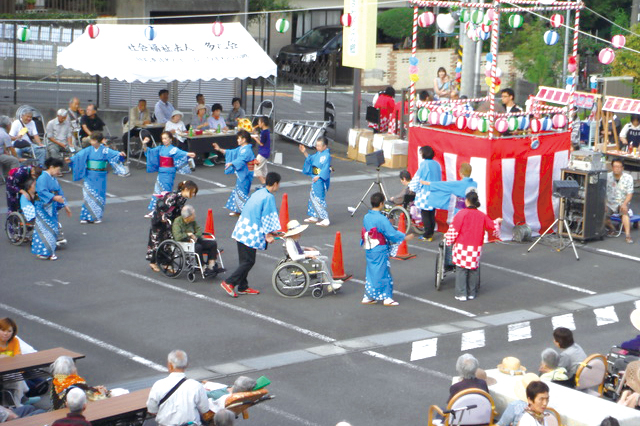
0, 115, 20, 178
147, 350, 212, 426
46, 109, 73, 160
448, 353, 488, 401
51, 387, 91, 426
9, 109, 45, 166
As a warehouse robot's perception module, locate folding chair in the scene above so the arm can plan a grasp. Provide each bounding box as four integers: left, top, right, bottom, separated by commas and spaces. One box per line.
137, 129, 156, 169
427, 388, 498, 426
224, 388, 274, 420
544, 407, 562, 426
250, 100, 274, 126
575, 353, 608, 395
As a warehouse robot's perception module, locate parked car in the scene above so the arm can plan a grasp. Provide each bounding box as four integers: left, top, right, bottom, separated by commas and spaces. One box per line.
277, 25, 350, 85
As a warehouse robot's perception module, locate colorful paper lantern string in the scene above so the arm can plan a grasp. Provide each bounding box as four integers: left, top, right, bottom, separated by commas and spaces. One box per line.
18, 26, 31, 42
611, 35, 626, 49
86, 24, 99, 39
275, 18, 290, 33
145, 25, 156, 41
418, 12, 435, 28
550, 14, 564, 28
544, 30, 559, 46
341, 13, 353, 27
598, 47, 615, 65
212, 21, 224, 37
508, 14, 523, 29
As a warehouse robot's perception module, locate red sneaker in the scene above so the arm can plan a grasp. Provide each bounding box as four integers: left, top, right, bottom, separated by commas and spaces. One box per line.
220, 281, 237, 298
237, 287, 260, 295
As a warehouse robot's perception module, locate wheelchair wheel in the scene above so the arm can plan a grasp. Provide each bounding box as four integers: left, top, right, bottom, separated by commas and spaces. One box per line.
311, 287, 323, 298
5, 212, 27, 246
435, 242, 445, 290
272, 261, 310, 298
187, 271, 196, 283
156, 240, 185, 279
388, 206, 411, 233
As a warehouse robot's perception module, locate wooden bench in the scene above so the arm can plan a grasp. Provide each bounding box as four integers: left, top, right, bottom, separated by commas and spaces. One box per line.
9, 388, 150, 426
0, 348, 85, 377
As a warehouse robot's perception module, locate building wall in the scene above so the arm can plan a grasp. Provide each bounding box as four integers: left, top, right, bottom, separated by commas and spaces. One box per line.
116, 0, 242, 21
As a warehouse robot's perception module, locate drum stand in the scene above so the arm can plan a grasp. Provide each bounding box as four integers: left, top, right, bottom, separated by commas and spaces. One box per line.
349, 167, 388, 217
527, 197, 579, 261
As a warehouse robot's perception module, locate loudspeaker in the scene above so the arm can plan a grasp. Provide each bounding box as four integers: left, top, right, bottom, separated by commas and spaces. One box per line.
553, 180, 580, 198
365, 150, 385, 168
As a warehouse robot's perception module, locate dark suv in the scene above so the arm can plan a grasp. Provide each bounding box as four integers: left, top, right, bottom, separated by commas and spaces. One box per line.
276, 25, 346, 85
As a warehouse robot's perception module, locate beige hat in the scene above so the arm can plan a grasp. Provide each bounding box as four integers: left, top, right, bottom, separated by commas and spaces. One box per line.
498, 356, 527, 375
171, 110, 184, 118
514, 373, 541, 401
475, 368, 497, 386
283, 220, 308, 238
630, 309, 640, 332
625, 360, 640, 393
196, 104, 207, 112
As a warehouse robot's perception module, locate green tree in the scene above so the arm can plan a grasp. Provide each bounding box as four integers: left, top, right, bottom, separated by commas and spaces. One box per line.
512, 20, 564, 86
377, 8, 435, 48
611, 24, 640, 97
249, 0, 289, 23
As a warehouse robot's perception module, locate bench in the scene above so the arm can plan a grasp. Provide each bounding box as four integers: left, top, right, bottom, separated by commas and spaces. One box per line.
9, 388, 150, 426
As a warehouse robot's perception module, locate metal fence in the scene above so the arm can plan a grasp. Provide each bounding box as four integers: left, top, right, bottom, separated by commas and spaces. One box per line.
12, 0, 115, 14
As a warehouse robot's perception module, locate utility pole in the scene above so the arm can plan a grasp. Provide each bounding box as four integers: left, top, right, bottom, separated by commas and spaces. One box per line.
633, 0, 640, 26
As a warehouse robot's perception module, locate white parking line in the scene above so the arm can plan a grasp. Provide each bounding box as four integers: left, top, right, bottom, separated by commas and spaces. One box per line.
363, 350, 451, 381
258, 405, 323, 426
588, 248, 640, 262
0, 302, 167, 372
268, 162, 303, 173
408, 244, 596, 295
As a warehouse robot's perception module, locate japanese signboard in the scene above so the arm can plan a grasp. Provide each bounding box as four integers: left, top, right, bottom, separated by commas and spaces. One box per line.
342, 0, 377, 69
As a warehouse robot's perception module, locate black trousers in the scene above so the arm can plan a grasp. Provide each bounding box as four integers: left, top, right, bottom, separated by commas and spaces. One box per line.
226, 241, 256, 291
121, 128, 142, 152
421, 209, 436, 238
194, 237, 217, 263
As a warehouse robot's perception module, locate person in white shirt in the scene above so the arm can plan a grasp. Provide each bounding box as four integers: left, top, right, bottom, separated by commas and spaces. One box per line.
620, 114, 640, 151
154, 89, 175, 124
0, 115, 20, 178
146, 350, 212, 426
9, 109, 45, 167
46, 109, 73, 160
164, 110, 187, 148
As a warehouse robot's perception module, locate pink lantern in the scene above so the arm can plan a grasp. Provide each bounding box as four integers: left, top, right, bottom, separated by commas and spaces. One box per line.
86, 24, 99, 39
418, 12, 435, 28
429, 111, 440, 125
212, 22, 224, 37
567, 63, 577, 73
550, 14, 564, 28
409, 65, 418, 74
552, 114, 568, 128
456, 116, 467, 130
468, 117, 479, 131
598, 48, 615, 65
495, 118, 508, 133
341, 13, 353, 27
612, 35, 626, 49
531, 119, 542, 133
486, 9, 496, 22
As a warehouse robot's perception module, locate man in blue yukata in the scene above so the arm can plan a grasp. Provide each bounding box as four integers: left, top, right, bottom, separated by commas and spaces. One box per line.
361, 192, 413, 306
221, 172, 282, 298
299, 137, 332, 227
409, 145, 442, 241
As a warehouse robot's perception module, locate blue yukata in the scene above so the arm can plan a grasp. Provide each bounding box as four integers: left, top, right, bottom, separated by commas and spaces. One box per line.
71, 145, 127, 222
224, 144, 255, 214
429, 176, 478, 214
302, 148, 331, 220
409, 158, 442, 210
361, 210, 406, 301
231, 188, 281, 250
31, 171, 65, 258
20, 193, 36, 222
145, 144, 191, 211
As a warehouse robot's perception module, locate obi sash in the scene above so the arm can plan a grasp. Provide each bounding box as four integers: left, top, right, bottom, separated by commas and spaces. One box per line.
247, 159, 257, 171
86, 160, 107, 171
159, 156, 174, 168
312, 167, 320, 175
361, 226, 386, 250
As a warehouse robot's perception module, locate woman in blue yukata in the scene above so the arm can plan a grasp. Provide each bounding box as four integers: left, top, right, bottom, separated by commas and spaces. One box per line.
19, 176, 37, 223
361, 192, 413, 306
70, 132, 128, 224
409, 145, 442, 241
299, 137, 332, 227
32, 158, 72, 260
213, 129, 255, 216
143, 131, 195, 218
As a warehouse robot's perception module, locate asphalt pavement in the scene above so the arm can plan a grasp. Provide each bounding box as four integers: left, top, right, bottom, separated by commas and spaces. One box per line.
3, 136, 640, 425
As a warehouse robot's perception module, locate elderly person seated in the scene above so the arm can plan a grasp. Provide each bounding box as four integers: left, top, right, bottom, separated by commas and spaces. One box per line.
50, 355, 109, 410
617, 360, 640, 409
449, 354, 489, 402
46, 109, 73, 160
9, 109, 45, 167
172, 205, 223, 277
0, 115, 20, 179
538, 348, 570, 385
552, 327, 586, 381
51, 388, 91, 426
203, 375, 270, 413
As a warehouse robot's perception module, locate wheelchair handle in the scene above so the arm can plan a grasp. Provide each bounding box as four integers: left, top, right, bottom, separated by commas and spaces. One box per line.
443, 405, 477, 415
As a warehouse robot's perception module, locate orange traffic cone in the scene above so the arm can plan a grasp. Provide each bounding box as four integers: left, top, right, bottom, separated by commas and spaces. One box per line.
279, 193, 290, 233
392, 213, 416, 260
204, 208, 215, 238
331, 231, 352, 281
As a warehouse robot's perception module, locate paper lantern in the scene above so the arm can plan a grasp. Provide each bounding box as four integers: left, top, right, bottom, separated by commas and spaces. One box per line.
566, 76, 575, 86
495, 118, 509, 133
550, 14, 564, 28
85, 24, 99, 39
612, 35, 626, 49
541, 116, 553, 131
471, 10, 484, 25
275, 18, 290, 33
429, 111, 441, 125
436, 13, 456, 34
409, 65, 418, 74
17, 26, 31, 42
508, 14, 523, 29
409, 57, 419, 66
480, 24, 491, 33
508, 116, 519, 132
440, 112, 453, 126
460, 10, 471, 23
477, 118, 489, 132
468, 117, 479, 131
494, 67, 503, 78
531, 118, 542, 133
456, 116, 468, 130
145, 25, 156, 41
417, 108, 429, 122
544, 30, 559, 46
567, 63, 577, 73
410, 73, 420, 82
487, 10, 496, 22
467, 28, 478, 41
418, 12, 435, 28
479, 30, 490, 41
598, 48, 615, 65
482, 13, 493, 26
485, 76, 492, 86
341, 13, 353, 27
518, 116, 530, 130
485, 69, 491, 78
212, 22, 224, 37
495, 85, 501, 92
486, 53, 493, 62
552, 114, 568, 128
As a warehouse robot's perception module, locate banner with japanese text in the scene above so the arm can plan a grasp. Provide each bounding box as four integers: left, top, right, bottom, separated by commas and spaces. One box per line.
342, 0, 377, 69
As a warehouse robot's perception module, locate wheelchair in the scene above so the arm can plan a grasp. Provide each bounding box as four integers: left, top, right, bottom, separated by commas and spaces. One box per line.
155, 234, 224, 282
271, 243, 337, 299
385, 201, 424, 235
434, 241, 481, 291
5, 211, 33, 246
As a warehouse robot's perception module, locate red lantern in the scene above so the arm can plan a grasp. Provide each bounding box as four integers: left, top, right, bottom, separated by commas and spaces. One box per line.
212, 22, 224, 37
86, 24, 99, 39
341, 13, 353, 27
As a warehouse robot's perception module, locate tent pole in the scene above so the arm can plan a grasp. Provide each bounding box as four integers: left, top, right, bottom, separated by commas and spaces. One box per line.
127, 82, 132, 165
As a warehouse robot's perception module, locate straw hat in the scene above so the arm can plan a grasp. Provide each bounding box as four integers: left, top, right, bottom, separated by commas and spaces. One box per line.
514, 373, 541, 402
497, 356, 527, 375
196, 104, 207, 112
283, 220, 308, 238
630, 309, 640, 332
625, 360, 640, 393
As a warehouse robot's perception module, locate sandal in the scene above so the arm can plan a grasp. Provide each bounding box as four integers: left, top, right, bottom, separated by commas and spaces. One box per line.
150, 263, 160, 272
361, 297, 377, 305
383, 299, 399, 306
626, 236, 634, 244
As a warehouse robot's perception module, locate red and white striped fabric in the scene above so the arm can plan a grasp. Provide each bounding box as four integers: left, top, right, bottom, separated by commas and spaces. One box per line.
408, 127, 570, 240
